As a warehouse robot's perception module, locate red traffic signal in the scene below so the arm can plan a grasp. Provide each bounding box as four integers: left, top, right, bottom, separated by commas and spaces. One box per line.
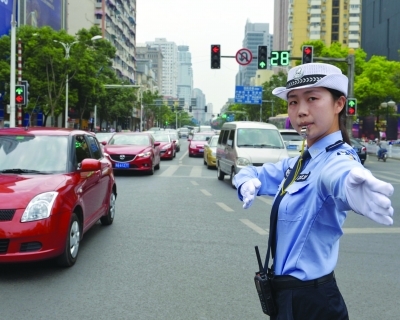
211, 44, 221, 69
15, 84, 26, 105
346, 98, 357, 116
302, 45, 314, 64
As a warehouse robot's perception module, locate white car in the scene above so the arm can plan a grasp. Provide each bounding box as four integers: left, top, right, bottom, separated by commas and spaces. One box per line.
279, 129, 305, 157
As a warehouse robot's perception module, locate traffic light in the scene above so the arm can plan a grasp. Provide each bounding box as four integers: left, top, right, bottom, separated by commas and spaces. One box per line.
257, 45, 268, 69
15, 84, 26, 105
302, 45, 314, 64
204, 106, 207, 112
346, 98, 357, 116
189, 106, 192, 112
211, 44, 221, 69
21, 80, 29, 103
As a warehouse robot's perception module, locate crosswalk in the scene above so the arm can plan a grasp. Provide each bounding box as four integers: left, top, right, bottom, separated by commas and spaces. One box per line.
157, 163, 400, 185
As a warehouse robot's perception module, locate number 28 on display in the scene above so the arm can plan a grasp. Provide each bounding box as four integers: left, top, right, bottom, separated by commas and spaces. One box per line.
270, 51, 290, 66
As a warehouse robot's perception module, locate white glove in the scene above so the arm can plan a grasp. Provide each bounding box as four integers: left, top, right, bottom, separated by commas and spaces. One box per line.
345, 167, 394, 225
240, 178, 262, 209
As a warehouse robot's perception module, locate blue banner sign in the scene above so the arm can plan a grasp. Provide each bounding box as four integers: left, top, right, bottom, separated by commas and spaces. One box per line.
235, 86, 263, 104
0, 0, 13, 36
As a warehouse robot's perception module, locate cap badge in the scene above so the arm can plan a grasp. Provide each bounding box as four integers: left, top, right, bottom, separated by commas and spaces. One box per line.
293, 67, 304, 80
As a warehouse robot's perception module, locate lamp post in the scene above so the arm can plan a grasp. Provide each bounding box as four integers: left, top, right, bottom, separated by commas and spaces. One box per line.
380, 99, 396, 139
54, 35, 101, 128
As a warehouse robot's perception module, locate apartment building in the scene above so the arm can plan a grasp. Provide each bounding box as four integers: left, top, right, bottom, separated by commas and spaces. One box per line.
136, 44, 163, 92
177, 45, 193, 111
288, 0, 362, 58
146, 38, 178, 98
67, 0, 137, 83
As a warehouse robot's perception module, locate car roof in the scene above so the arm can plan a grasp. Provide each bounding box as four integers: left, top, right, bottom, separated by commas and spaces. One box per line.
279, 129, 300, 134
0, 127, 89, 136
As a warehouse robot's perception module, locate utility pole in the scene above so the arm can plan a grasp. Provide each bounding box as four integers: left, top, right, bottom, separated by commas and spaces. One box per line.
9, 0, 17, 127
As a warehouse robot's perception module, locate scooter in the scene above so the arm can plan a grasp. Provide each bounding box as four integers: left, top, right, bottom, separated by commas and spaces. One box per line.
377, 148, 388, 162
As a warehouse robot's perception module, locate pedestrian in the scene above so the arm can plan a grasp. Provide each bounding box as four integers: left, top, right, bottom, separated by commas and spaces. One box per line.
234, 63, 394, 319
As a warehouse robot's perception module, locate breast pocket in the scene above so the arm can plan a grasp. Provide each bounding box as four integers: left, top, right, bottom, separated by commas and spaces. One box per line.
279, 182, 310, 222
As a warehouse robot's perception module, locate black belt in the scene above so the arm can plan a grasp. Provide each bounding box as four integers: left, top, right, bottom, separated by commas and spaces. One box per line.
272, 271, 335, 291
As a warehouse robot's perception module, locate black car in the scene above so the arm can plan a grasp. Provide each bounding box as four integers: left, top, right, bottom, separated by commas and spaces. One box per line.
350, 138, 367, 165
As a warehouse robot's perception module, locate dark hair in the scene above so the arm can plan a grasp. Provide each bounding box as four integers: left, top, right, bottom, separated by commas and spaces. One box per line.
325, 88, 351, 145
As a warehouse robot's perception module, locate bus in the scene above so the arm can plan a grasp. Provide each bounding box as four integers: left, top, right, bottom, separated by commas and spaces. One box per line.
268, 114, 293, 129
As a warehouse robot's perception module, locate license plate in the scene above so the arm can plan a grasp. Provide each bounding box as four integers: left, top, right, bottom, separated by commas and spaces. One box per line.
115, 162, 129, 168
287, 145, 298, 150
198, 149, 204, 152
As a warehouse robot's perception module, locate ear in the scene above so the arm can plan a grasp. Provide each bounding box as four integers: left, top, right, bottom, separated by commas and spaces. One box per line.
335, 96, 346, 114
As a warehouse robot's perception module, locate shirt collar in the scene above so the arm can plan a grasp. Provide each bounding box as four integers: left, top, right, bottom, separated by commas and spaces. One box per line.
307, 131, 343, 159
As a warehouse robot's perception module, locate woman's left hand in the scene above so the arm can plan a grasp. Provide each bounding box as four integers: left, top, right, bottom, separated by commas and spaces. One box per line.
345, 167, 394, 225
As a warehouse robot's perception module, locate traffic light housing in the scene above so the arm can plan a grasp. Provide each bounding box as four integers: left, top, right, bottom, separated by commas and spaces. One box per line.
211, 45, 221, 69
346, 98, 357, 116
257, 45, 268, 69
189, 106, 192, 112
302, 45, 314, 64
204, 106, 207, 112
15, 84, 26, 105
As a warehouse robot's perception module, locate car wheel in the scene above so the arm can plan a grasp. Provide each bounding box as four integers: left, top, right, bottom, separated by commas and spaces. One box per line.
148, 161, 155, 175
230, 168, 237, 189
173, 150, 176, 158
217, 164, 225, 181
57, 213, 81, 267
100, 191, 116, 226
189, 153, 193, 158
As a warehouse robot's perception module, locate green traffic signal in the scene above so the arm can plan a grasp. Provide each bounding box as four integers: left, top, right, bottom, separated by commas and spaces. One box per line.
259, 61, 266, 69
257, 45, 268, 70
16, 87, 24, 95
346, 98, 357, 116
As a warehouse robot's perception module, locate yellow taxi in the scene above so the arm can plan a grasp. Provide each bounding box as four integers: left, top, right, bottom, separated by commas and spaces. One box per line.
203, 135, 219, 169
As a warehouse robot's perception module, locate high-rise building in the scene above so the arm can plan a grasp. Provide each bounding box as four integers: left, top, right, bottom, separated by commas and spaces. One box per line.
192, 88, 206, 123
136, 44, 164, 92
146, 38, 178, 98
273, 0, 289, 51
177, 45, 193, 110
288, 0, 361, 59
361, 0, 400, 61
235, 21, 273, 86
67, 0, 137, 83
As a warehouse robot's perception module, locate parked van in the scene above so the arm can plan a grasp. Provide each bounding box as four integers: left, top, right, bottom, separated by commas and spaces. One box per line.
216, 121, 289, 188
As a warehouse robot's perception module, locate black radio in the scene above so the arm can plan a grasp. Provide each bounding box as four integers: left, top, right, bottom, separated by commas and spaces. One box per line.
254, 246, 277, 316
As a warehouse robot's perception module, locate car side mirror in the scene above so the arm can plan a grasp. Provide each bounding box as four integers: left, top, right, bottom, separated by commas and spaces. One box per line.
80, 158, 101, 171
101, 141, 107, 145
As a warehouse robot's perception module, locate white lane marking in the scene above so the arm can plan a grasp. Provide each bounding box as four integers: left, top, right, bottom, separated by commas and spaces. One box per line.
257, 196, 274, 206
372, 173, 400, 184
343, 228, 400, 234
189, 166, 202, 177
216, 202, 234, 212
200, 189, 212, 196
239, 219, 268, 235
179, 150, 188, 161
191, 181, 199, 186
160, 165, 180, 177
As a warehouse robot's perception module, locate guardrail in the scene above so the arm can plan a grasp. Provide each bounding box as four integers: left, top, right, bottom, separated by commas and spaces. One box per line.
366, 144, 400, 160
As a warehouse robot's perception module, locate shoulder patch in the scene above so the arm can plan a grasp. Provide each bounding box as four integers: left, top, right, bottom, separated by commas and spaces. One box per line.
336, 150, 356, 160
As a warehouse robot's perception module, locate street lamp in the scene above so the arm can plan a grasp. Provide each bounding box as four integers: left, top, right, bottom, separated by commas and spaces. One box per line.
54, 35, 101, 128
380, 99, 396, 139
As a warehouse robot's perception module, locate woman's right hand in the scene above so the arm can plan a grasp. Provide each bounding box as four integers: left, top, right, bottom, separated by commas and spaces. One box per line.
240, 178, 262, 209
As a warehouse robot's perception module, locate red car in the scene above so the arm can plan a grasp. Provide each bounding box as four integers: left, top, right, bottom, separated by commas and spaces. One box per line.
153, 133, 176, 160
188, 132, 216, 157
104, 132, 161, 174
0, 127, 117, 267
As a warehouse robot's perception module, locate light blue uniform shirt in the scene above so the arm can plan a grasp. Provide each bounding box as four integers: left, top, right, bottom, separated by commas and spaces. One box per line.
234, 131, 364, 280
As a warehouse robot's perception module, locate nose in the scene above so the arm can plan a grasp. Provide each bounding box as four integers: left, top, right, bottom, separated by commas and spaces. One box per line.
297, 100, 309, 118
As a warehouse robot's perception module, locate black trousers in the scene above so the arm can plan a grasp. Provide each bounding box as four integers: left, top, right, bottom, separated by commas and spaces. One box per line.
270, 278, 349, 320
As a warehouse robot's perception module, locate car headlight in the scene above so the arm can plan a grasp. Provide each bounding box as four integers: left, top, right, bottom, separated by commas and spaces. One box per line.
211, 151, 216, 157
162, 144, 171, 150
236, 157, 251, 166
21, 192, 58, 222
138, 151, 151, 158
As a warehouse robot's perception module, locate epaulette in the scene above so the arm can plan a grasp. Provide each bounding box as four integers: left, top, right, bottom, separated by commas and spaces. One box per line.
325, 140, 344, 152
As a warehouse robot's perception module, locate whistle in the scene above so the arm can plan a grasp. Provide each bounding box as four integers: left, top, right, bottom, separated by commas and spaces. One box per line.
300, 126, 307, 138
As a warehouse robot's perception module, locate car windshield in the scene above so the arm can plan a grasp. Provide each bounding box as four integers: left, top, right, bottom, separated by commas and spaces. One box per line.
95, 132, 114, 143
280, 133, 303, 142
208, 137, 218, 147
153, 135, 170, 142
237, 129, 284, 148
180, 128, 189, 132
192, 134, 212, 141
109, 135, 150, 146
0, 135, 68, 173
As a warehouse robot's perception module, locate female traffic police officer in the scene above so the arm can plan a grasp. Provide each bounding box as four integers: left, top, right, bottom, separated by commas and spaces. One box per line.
234, 63, 394, 320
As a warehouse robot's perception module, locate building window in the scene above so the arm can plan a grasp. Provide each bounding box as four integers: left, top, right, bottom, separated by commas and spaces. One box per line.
332, 34, 338, 41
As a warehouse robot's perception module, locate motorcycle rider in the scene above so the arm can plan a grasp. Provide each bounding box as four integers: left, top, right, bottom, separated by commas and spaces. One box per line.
376, 138, 388, 159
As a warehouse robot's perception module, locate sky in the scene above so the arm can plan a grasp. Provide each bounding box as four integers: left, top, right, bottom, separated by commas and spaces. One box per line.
136, 0, 275, 114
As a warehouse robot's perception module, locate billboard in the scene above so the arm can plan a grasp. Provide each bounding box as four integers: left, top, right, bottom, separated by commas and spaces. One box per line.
24, 0, 63, 30
0, 0, 13, 37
